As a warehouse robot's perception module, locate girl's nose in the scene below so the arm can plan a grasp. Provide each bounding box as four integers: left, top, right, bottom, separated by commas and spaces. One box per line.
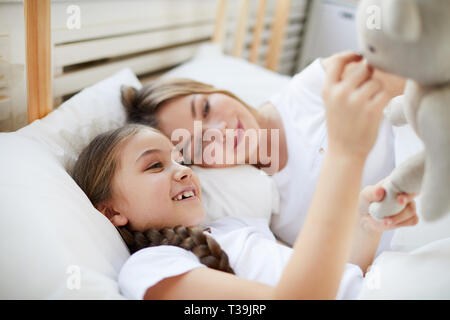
173, 162, 193, 182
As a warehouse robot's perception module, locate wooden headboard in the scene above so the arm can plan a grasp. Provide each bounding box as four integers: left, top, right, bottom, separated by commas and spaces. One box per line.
22, 0, 308, 124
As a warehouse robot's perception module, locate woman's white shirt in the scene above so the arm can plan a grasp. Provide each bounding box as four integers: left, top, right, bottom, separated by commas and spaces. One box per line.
268, 59, 396, 248
118, 217, 363, 300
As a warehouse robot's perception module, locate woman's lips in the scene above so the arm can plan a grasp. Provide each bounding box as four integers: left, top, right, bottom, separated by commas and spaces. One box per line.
234, 119, 244, 149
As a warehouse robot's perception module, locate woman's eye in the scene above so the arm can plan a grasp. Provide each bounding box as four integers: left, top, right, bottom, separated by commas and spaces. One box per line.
145, 162, 163, 171
202, 100, 210, 118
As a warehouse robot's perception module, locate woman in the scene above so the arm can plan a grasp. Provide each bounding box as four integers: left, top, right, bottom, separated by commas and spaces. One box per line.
72, 53, 417, 299
120, 52, 407, 246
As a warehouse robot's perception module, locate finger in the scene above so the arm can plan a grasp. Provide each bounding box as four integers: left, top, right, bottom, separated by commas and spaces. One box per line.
362, 184, 385, 203
326, 52, 362, 85
396, 192, 418, 205
368, 90, 392, 113
341, 61, 360, 80
343, 63, 374, 90
354, 79, 382, 100
393, 214, 419, 228
359, 184, 385, 214
384, 201, 417, 226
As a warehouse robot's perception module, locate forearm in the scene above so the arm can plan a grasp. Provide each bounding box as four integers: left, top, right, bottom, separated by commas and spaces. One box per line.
273, 152, 366, 299
349, 225, 382, 274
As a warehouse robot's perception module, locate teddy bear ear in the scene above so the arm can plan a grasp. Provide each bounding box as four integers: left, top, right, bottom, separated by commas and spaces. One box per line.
381, 0, 422, 42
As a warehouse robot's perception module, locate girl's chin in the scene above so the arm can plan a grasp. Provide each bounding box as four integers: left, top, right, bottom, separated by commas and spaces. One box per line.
185, 211, 206, 226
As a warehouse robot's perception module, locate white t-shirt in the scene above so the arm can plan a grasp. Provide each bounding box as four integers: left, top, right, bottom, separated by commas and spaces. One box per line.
268, 59, 396, 248
119, 216, 363, 300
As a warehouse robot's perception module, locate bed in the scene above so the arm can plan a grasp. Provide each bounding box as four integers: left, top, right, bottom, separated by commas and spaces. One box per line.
1, 0, 449, 299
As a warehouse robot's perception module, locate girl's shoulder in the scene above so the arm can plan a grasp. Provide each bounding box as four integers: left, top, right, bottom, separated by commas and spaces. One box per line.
205, 216, 270, 233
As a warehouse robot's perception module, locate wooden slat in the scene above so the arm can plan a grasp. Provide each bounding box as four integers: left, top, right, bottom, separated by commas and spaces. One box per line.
24, 0, 52, 123
286, 23, 303, 37
232, 0, 250, 58
53, 44, 200, 97
54, 23, 214, 67
212, 0, 227, 45
51, 0, 217, 44
249, 0, 267, 63
283, 36, 302, 51
265, 0, 291, 71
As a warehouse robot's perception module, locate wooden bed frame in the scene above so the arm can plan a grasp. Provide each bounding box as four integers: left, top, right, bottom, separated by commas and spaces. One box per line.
24, 0, 295, 124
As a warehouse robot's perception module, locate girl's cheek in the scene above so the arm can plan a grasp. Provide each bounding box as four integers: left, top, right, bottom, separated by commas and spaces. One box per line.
149, 178, 170, 199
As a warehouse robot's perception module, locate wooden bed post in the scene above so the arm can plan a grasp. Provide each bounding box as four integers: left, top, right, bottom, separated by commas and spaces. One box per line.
266, 0, 291, 71
212, 0, 227, 48
249, 0, 268, 64
24, 0, 52, 123
232, 0, 250, 58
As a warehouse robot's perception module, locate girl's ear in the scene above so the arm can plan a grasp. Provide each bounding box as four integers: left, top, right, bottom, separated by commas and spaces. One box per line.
96, 203, 129, 227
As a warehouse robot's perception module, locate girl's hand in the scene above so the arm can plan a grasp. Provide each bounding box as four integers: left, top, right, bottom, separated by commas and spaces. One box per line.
343, 62, 407, 101
322, 52, 392, 159
358, 181, 419, 234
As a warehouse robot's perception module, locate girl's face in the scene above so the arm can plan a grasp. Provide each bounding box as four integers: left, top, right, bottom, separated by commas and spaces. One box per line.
103, 129, 205, 232
156, 93, 260, 167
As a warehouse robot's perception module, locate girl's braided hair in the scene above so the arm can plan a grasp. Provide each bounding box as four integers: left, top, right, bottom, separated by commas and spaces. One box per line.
71, 123, 234, 274
117, 225, 234, 274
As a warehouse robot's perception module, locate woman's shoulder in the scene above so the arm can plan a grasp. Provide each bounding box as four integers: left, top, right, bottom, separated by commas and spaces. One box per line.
290, 58, 326, 88
269, 58, 326, 118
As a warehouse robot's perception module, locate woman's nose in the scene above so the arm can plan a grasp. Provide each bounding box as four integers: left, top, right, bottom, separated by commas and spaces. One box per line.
203, 121, 227, 143
204, 120, 227, 132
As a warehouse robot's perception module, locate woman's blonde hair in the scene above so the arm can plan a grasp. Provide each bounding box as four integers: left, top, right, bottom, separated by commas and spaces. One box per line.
71, 123, 234, 274
121, 78, 257, 128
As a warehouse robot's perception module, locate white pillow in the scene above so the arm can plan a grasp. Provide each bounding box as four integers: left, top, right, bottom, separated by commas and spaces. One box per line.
0, 68, 141, 299
193, 165, 280, 226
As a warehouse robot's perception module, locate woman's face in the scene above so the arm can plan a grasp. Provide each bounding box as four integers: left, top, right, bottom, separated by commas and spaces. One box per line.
104, 129, 205, 232
156, 93, 260, 167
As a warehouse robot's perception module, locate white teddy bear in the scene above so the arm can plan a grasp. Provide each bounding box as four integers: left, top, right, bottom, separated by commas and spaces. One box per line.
356, 0, 450, 222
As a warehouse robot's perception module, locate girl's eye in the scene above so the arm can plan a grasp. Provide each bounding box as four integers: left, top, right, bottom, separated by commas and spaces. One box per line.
202, 100, 210, 118
145, 162, 163, 171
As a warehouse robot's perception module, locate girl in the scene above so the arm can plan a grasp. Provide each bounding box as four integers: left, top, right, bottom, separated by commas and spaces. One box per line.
120, 52, 407, 246
72, 53, 418, 299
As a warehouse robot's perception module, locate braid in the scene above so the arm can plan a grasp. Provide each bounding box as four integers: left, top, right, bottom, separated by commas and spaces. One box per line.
118, 225, 235, 274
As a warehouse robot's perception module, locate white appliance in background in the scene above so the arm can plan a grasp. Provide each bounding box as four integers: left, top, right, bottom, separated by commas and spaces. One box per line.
297, 0, 359, 71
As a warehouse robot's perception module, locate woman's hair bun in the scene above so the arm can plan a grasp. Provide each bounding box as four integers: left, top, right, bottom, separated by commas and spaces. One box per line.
120, 85, 139, 112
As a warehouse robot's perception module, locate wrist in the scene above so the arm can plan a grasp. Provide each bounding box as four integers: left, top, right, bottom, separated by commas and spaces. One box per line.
326, 149, 367, 167
357, 215, 384, 238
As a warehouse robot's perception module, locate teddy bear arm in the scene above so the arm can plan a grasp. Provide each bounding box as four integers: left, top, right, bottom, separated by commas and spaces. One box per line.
384, 96, 408, 126
368, 151, 425, 221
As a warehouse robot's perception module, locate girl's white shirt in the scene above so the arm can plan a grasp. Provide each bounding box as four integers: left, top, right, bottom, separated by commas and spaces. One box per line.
268, 59, 396, 249
118, 216, 364, 300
